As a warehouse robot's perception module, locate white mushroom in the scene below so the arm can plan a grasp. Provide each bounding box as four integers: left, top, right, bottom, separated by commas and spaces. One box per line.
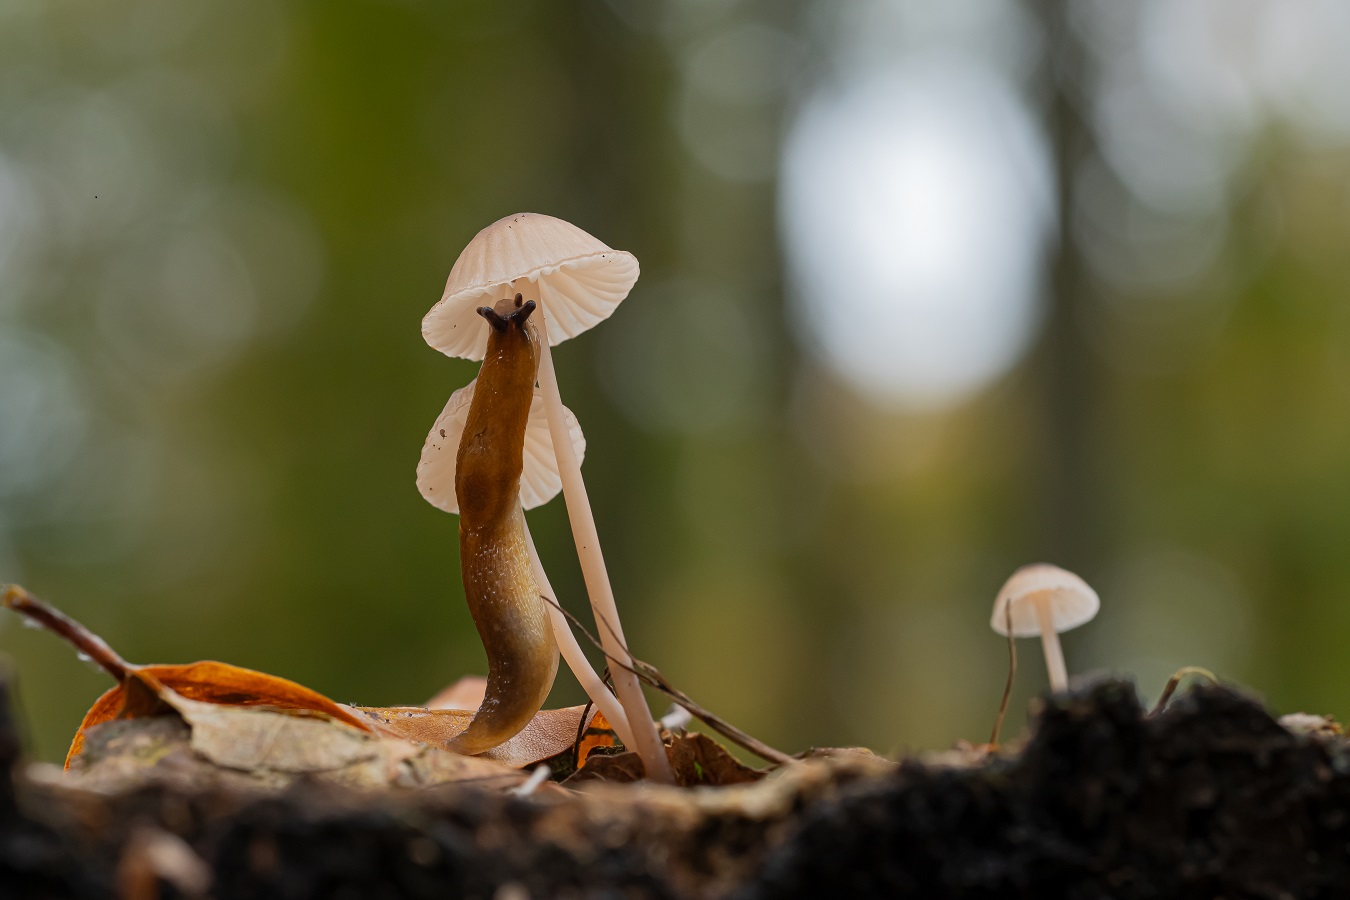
991, 564, 1100, 693
422, 213, 671, 782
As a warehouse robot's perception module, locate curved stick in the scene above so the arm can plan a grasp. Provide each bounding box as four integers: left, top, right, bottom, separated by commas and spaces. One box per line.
3, 585, 132, 682
989, 602, 1017, 746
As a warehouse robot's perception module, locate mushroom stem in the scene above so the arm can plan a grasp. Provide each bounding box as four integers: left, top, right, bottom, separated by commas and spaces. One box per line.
521, 515, 636, 749
1033, 593, 1068, 692
531, 299, 674, 784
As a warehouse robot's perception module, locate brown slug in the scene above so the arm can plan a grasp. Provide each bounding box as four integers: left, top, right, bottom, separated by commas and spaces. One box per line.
449, 294, 559, 755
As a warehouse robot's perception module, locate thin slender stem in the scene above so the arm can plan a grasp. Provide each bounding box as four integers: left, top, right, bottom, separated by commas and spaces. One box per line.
989, 602, 1018, 746
521, 515, 636, 748
528, 292, 674, 784
1033, 593, 1068, 692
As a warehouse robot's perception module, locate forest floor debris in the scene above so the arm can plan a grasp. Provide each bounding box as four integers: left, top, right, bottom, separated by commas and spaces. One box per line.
2, 674, 1348, 897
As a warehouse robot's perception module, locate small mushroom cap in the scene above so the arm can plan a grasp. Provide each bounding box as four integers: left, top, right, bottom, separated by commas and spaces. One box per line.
416, 378, 586, 514
990, 563, 1100, 637
422, 212, 639, 361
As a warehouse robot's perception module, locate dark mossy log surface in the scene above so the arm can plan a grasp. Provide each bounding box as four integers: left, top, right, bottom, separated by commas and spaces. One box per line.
1, 677, 1348, 899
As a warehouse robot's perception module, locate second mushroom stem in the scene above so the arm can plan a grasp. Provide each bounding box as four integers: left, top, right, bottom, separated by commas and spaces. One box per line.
531, 297, 674, 784
521, 516, 636, 749
1033, 593, 1068, 692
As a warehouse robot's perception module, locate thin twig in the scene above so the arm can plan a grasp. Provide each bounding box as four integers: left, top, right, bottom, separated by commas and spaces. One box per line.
1150, 666, 1219, 716
577, 601, 788, 766
541, 595, 795, 766
989, 602, 1018, 746
2, 585, 133, 682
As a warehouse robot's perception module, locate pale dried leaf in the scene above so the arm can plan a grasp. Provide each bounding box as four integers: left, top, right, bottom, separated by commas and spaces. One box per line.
358, 704, 596, 769
65, 689, 525, 793
425, 675, 488, 711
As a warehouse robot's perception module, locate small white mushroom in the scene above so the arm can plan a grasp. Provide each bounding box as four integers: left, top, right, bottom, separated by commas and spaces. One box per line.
990, 564, 1100, 693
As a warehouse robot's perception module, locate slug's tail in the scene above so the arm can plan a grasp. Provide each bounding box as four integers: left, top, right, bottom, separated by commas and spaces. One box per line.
447, 636, 559, 755
448, 526, 560, 755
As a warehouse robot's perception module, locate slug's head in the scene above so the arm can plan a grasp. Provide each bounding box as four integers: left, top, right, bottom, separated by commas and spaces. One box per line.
477, 294, 542, 372
477, 294, 536, 332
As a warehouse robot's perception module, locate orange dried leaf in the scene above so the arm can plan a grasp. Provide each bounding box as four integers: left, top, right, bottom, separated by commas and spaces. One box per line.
67, 683, 526, 793
68, 662, 379, 767
578, 710, 621, 767
4, 586, 602, 776
0, 587, 388, 768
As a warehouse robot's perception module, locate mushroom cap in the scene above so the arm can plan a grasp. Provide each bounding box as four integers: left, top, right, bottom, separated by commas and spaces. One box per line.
990, 563, 1100, 637
422, 212, 639, 361
416, 378, 586, 514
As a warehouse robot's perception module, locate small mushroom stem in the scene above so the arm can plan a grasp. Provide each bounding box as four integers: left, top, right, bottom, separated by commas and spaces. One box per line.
527, 288, 674, 784
1033, 593, 1068, 692
521, 514, 636, 749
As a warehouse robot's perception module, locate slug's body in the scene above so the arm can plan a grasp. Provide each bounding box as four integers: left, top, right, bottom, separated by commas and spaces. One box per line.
450, 296, 558, 755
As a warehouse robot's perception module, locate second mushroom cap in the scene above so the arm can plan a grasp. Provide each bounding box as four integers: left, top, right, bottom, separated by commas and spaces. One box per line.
416, 379, 586, 514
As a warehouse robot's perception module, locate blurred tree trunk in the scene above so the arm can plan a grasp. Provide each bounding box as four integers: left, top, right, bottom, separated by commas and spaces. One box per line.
1031, 0, 1104, 571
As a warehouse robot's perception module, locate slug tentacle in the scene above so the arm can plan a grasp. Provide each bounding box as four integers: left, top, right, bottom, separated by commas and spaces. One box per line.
449, 297, 558, 755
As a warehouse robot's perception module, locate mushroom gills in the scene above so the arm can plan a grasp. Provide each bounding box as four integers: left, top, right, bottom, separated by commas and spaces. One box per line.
450, 297, 559, 755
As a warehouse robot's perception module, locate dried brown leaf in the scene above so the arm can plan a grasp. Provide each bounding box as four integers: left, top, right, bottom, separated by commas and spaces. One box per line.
567, 732, 764, 788
668, 733, 764, 786
70, 663, 380, 765
1, 587, 605, 776
66, 686, 524, 793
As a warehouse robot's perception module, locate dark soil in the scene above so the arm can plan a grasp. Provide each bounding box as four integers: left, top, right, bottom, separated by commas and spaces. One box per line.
2, 676, 1347, 899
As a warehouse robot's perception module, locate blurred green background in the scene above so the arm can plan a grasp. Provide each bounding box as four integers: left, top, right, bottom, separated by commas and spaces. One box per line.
2, 0, 1349, 762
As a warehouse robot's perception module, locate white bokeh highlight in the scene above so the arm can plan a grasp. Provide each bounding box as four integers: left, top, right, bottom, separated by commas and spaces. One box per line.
780, 59, 1053, 410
